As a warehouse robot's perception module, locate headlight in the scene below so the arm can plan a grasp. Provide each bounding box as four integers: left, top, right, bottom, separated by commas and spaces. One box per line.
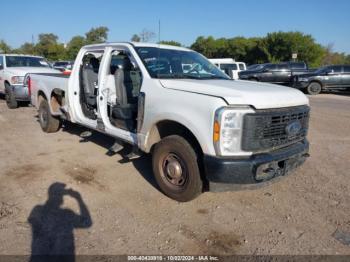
11, 76, 25, 85
213, 106, 254, 156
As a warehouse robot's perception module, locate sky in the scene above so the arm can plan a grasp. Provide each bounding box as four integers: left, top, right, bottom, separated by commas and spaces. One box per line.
1, 0, 350, 53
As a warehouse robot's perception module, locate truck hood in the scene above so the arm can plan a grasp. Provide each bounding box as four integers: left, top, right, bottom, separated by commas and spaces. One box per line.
160, 79, 309, 109
6, 67, 61, 76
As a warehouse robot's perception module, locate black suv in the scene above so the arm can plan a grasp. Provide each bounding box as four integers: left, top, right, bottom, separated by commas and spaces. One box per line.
293, 65, 350, 95
239, 62, 309, 85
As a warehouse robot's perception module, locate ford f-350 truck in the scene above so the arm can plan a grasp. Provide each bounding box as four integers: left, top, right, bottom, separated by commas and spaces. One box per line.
26, 42, 310, 202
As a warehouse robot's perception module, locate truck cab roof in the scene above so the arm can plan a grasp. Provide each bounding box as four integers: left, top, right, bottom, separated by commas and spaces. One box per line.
83, 42, 190, 52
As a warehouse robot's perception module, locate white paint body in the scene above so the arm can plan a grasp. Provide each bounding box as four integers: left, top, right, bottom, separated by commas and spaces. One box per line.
29, 43, 309, 157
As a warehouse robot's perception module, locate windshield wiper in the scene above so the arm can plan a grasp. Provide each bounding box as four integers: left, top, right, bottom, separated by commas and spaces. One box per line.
198, 75, 230, 80
157, 74, 199, 79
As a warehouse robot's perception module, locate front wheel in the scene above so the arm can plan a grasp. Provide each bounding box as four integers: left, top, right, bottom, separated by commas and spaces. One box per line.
5, 84, 18, 109
152, 135, 203, 202
38, 99, 61, 133
306, 82, 322, 95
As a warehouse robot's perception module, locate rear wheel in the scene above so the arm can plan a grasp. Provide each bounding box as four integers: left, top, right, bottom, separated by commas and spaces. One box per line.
5, 83, 18, 109
152, 135, 203, 202
38, 99, 61, 133
306, 82, 322, 95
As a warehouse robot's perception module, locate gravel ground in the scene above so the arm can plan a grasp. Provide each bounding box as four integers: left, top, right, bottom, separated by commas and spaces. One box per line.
0, 93, 349, 256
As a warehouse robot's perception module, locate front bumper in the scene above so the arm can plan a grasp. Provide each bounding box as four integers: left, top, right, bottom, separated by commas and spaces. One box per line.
204, 140, 309, 192
9, 85, 30, 101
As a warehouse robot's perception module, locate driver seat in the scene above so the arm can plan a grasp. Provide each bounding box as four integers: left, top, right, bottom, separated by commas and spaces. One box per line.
111, 57, 137, 130
82, 57, 99, 107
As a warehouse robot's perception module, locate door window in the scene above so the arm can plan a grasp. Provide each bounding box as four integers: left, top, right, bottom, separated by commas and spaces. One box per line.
0, 56, 3, 70
264, 64, 277, 71
277, 64, 289, 70
239, 63, 245, 70
343, 66, 350, 73
328, 66, 342, 74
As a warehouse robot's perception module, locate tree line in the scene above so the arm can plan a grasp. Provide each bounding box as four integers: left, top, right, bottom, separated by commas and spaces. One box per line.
1, 27, 349, 67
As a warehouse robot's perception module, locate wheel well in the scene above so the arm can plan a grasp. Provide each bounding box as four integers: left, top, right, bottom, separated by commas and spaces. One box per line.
37, 91, 47, 104
147, 120, 207, 188
4, 80, 10, 86
50, 89, 65, 113
147, 120, 203, 156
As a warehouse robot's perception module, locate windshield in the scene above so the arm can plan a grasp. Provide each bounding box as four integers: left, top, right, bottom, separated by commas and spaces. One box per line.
6, 56, 50, 68
54, 62, 69, 66
248, 64, 265, 71
314, 66, 328, 74
220, 64, 238, 71
135, 47, 230, 80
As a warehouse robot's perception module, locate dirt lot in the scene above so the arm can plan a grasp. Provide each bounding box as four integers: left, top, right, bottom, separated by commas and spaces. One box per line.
0, 93, 349, 256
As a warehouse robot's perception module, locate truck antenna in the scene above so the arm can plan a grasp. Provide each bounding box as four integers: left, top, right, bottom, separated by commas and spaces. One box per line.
158, 20, 161, 44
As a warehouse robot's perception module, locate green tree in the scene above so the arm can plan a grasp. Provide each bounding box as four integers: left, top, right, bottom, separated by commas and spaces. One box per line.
66, 36, 85, 60
35, 33, 59, 58
131, 34, 141, 42
15, 42, 36, 55
265, 31, 325, 67
159, 40, 182, 47
47, 43, 66, 61
191, 36, 219, 58
85, 26, 109, 44
0, 40, 12, 53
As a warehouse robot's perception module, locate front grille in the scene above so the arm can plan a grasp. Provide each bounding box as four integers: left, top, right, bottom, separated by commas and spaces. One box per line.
242, 106, 310, 152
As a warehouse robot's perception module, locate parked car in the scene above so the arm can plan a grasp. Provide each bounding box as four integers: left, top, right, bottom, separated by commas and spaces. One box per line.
53, 61, 74, 75
209, 58, 247, 79
239, 61, 310, 85
0, 54, 61, 108
293, 65, 350, 95
26, 42, 310, 202
53, 61, 74, 71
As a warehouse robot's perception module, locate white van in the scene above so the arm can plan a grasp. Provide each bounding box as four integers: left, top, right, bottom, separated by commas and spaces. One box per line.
209, 58, 247, 79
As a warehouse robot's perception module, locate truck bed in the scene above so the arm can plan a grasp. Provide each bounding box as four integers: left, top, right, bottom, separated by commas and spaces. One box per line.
30, 73, 70, 109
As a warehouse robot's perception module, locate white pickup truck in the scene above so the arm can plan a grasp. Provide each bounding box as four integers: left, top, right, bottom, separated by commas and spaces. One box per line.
27, 42, 310, 202
0, 54, 60, 108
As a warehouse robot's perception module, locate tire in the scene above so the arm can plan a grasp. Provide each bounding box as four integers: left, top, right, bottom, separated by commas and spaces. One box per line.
306, 82, 322, 95
152, 135, 203, 202
38, 99, 61, 133
5, 83, 18, 109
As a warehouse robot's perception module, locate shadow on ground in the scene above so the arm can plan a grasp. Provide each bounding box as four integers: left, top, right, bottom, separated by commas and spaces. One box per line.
28, 182, 92, 262
60, 122, 159, 190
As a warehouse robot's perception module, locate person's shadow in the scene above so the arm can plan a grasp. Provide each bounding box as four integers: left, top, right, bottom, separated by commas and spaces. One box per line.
27, 182, 92, 262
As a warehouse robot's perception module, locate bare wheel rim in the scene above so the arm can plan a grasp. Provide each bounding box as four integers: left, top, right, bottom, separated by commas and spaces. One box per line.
310, 84, 321, 93
160, 152, 188, 189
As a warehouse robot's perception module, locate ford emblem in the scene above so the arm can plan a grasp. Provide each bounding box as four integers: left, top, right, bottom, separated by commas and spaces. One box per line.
285, 121, 302, 136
